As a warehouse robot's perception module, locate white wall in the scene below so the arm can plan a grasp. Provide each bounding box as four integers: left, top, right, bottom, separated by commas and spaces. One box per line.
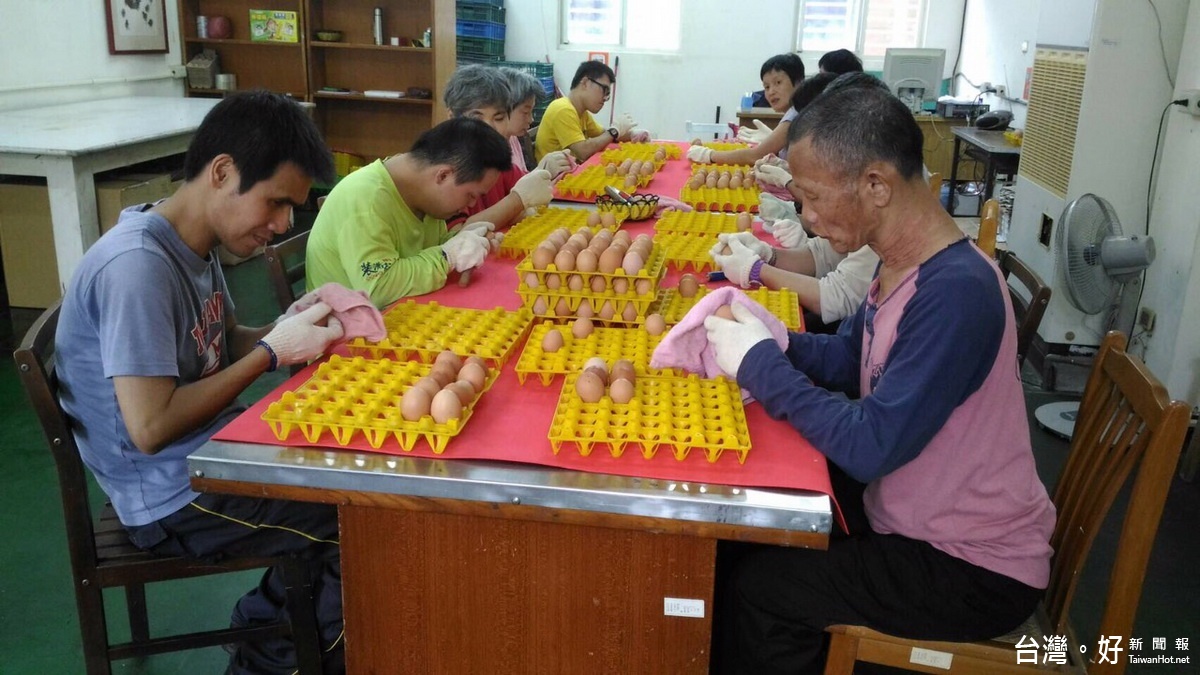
503, 0, 966, 141
0, 0, 185, 112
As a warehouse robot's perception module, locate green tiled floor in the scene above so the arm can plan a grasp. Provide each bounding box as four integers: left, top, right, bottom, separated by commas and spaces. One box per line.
0, 254, 1197, 673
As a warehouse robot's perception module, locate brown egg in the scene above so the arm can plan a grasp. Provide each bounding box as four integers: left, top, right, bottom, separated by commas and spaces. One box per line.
600, 212, 617, 228
694, 169, 707, 181
611, 278, 629, 294
714, 304, 735, 320
400, 385, 432, 421
434, 350, 461, 370
634, 278, 653, 296
586, 211, 602, 227
598, 300, 616, 320
532, 296, 549, 315
575, 371, 606, 403
542, 328, 565, 352
609, 377, 635, 404
414, 376, 442, 398
604, 163, 617, 176
572, 317, 594, 339
687, 177, 703, 190
583, 357, 609, 384
618, 159, 633, 174
590, 275, 608, 293
598, 246, 624, 274
706, 174, 719, 188
690, 138, 703, 146
576, 302, 594, 319
429, 362, 459, 387
430, 389, 463, 424
639, 162, 654, 176
554, 297, 573, 317
716, 175, 731, 189
729, 176, 743, 189
554, 249, 576, 272
621, 302, 638, 322
445, 380, 476, 406
458, 362, 488, 392
623, 174, 638, 188
465, 355, 488, 371
532, 246, 556, 270
621, 251, 644, 275
545, 273, 562, 290
611, 359, 637, 383
645, 313, 666, 335
736, 212, 753, 231
567, 274, 585, 291
654, 148, 666, 161
575, 248, 599, 273
524, 271, 540, 288
574, 226, 592, 240
678, 274, 700, 298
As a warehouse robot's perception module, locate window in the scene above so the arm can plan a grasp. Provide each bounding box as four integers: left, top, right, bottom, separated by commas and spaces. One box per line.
798, 0, 926, 58
562, 0, 682, 51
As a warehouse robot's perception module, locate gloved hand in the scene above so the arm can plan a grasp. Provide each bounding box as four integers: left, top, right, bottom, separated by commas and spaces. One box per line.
758, 193, 798, 223
535, 151, 572, 179
630, 128, 651, 142
458, 220, 495, 237
754, 164, 793, 189
764, 218, 808, 249
261, 302, 345, 369
511, 169, 553, 208
754, 154, 788, 171
737, 119, 773, 144
687, 145, 714, 163
704, 302, 776, 379
616, 113, 637, 139
712, 232, 773, 262
280, 289, 321, 319
710, 238, 760, 288
441, 230, 490, 272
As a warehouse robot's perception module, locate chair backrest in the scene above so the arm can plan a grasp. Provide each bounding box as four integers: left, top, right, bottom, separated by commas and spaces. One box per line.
263, 229, 310, 314
927, 172, 942, 199
14, 302, 102, 581
997, 250, 1051, 367
1044, 331, 1189, 649
976, 198, 999, 258
685, 121, 733, 140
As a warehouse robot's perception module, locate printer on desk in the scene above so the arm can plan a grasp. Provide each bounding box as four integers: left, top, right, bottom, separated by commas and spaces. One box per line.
935, 99, 990, 120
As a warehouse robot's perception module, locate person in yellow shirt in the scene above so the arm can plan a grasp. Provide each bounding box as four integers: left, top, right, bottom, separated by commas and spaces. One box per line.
534, 60, 637, 163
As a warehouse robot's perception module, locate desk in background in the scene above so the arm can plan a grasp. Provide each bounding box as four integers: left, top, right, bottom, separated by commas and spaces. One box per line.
947, 126, 1021, 216
736, 107, 783, 129
0, 97, 219, 290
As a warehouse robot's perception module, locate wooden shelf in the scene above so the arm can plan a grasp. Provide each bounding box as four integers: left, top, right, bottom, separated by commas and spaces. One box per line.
311, 42, 432, 53
313, 92, 434, 105
185, 38, 302, 47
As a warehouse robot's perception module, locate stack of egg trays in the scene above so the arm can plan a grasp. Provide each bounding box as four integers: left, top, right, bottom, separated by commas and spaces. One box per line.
678, 164, 761, 213
260, 355, 498, 454
514, 321, 678, 385
515, 246, 666, 325
556, 165, 650, 200
548, 371, 752, 463
654, 210, 744, 235
651, 287, 803, 331
599, 144, 674, 169
654, 232, 722, 273
498, 208, 625, 259
344, 301, 533, 369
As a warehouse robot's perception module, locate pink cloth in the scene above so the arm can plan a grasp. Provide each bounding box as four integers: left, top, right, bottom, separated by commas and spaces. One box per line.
292, 282, 387, 343
509, 136, 528, 173
650, 287, 789, 385
654, 195, 694, 215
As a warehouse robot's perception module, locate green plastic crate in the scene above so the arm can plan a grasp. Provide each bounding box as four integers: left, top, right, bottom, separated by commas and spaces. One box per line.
456, 4, 505, 22
456, 36, 504, 57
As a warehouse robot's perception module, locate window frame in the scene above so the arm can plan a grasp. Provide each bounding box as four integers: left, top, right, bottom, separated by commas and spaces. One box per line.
559, 0, 682, 54
795, 0, 930, 68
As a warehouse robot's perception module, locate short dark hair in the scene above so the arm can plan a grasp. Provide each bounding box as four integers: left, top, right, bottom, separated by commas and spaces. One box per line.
818, 49, 864, 75
788, 86, 925, 182
760, 53, 805, 84
184, 90, 334, 191
824, 72, 891, 96
409, 117, 512, 183
571, 60, 616, 90
790, 72, 840, 113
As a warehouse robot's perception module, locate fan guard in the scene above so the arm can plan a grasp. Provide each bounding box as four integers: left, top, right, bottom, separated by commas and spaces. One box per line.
1057, 193, 1122, 314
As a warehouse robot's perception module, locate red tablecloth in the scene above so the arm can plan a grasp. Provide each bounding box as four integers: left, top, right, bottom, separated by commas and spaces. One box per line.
215, 149, 841, 523
552, 140, 694, 204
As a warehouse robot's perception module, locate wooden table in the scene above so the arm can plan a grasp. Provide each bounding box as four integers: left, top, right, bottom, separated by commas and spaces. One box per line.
0, 97, 218, 286
736, 107, 784, 129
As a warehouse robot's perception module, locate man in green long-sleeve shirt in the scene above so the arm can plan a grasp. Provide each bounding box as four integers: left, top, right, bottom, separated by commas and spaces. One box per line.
305, 118, 512, 308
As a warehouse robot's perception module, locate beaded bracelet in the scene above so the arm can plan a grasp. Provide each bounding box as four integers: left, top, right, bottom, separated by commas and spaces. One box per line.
256, 339, 278, 372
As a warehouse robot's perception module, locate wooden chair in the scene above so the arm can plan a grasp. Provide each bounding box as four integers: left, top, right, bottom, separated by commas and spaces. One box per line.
823, 331, 1190, 675
928, 171, 942, 199
997, 250, 1052, 368
976, 198, 1000, 258
14, 302, 325, 675
263, 229, 310, 314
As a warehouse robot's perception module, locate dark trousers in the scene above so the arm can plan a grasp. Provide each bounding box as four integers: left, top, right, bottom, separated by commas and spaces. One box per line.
128, 493, 344, 675
712, 465, 1042, 675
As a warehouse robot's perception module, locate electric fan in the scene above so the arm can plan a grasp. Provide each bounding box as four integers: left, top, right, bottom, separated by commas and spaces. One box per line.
1034, 193, 1156, 438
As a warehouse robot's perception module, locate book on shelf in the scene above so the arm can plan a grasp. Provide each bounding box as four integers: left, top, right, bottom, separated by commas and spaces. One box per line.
249, 9, 298, 43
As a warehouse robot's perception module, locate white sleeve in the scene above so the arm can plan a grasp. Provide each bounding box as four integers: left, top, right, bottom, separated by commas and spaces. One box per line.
815, 244, 880, 323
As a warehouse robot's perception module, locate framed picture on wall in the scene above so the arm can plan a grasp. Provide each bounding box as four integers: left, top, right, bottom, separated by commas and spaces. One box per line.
106, 0, 169, 54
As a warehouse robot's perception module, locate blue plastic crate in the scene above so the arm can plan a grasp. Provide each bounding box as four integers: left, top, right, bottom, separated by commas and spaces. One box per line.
538, 76, 554, 96
456, 19, 506, 40
458, 0, 503, 6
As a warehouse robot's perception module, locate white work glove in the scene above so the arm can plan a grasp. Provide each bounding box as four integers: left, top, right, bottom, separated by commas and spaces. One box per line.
710, 238, 760, 288
737, 119, 773, 144
458, 220, 495, 237
535, 151, 572, 180
511, 169, 553, 208
687, 145, 714, 164
703, 302, 776, 379
754, 164, 793, 189
764, 218, 808, 249
280, 289, 321, 320
754, 154, 788, 171
441, 230, 489, 272
630, 128, 651, 142
616, 113, 637, 139
261, 302, 345, 369
712, 232, 773, 262
758, 193, 798, 223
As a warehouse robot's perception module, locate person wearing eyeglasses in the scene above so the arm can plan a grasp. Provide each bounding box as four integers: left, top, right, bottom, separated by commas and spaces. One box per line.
534, 60, 639, 163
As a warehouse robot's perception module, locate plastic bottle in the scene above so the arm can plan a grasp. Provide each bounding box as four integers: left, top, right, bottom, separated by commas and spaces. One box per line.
423, 27, 432, 47
740, 91, 754, 110
373, 8, 383, 46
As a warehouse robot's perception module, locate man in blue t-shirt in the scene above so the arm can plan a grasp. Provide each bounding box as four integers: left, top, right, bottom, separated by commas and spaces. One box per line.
56, 91, 347, 675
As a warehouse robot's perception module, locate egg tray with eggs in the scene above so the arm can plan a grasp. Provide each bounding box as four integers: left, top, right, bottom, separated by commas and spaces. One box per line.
654, 210, 749, 235
499, 209, 626, 259
652, 286, 804, 331
260, 355, 499, 454
679, 165, 761, 213
555, 165, 650, 200
548, 371, 752, 463
600, 142, 680, 164
516, 249, 667, 325
344, 301, 533, 369
515, 321, 675, 385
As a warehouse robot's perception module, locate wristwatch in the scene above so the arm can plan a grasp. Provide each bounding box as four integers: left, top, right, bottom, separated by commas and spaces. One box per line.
607, 127, 619, 141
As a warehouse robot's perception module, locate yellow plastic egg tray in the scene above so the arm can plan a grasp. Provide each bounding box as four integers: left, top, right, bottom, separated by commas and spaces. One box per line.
499, 208, 623, 258
556, 165, 649, 200
345, 301, 533, 368
654, 210, 745, 235
260, 355, 498, 454
654, 232, 721, 273
702, 141, 751, 151
515, 321, 677, 385
515, 247, 666, 325
548, 372, 751, 463
651, 286, 803, 331
601, 142, 681, 163
680, 164, 761, 213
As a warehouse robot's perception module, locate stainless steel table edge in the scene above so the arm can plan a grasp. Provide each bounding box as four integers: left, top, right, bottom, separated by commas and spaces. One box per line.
190, 440, 833, 535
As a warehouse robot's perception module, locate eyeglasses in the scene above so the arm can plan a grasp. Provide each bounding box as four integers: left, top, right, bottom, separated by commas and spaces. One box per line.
587, 77, 612, 98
